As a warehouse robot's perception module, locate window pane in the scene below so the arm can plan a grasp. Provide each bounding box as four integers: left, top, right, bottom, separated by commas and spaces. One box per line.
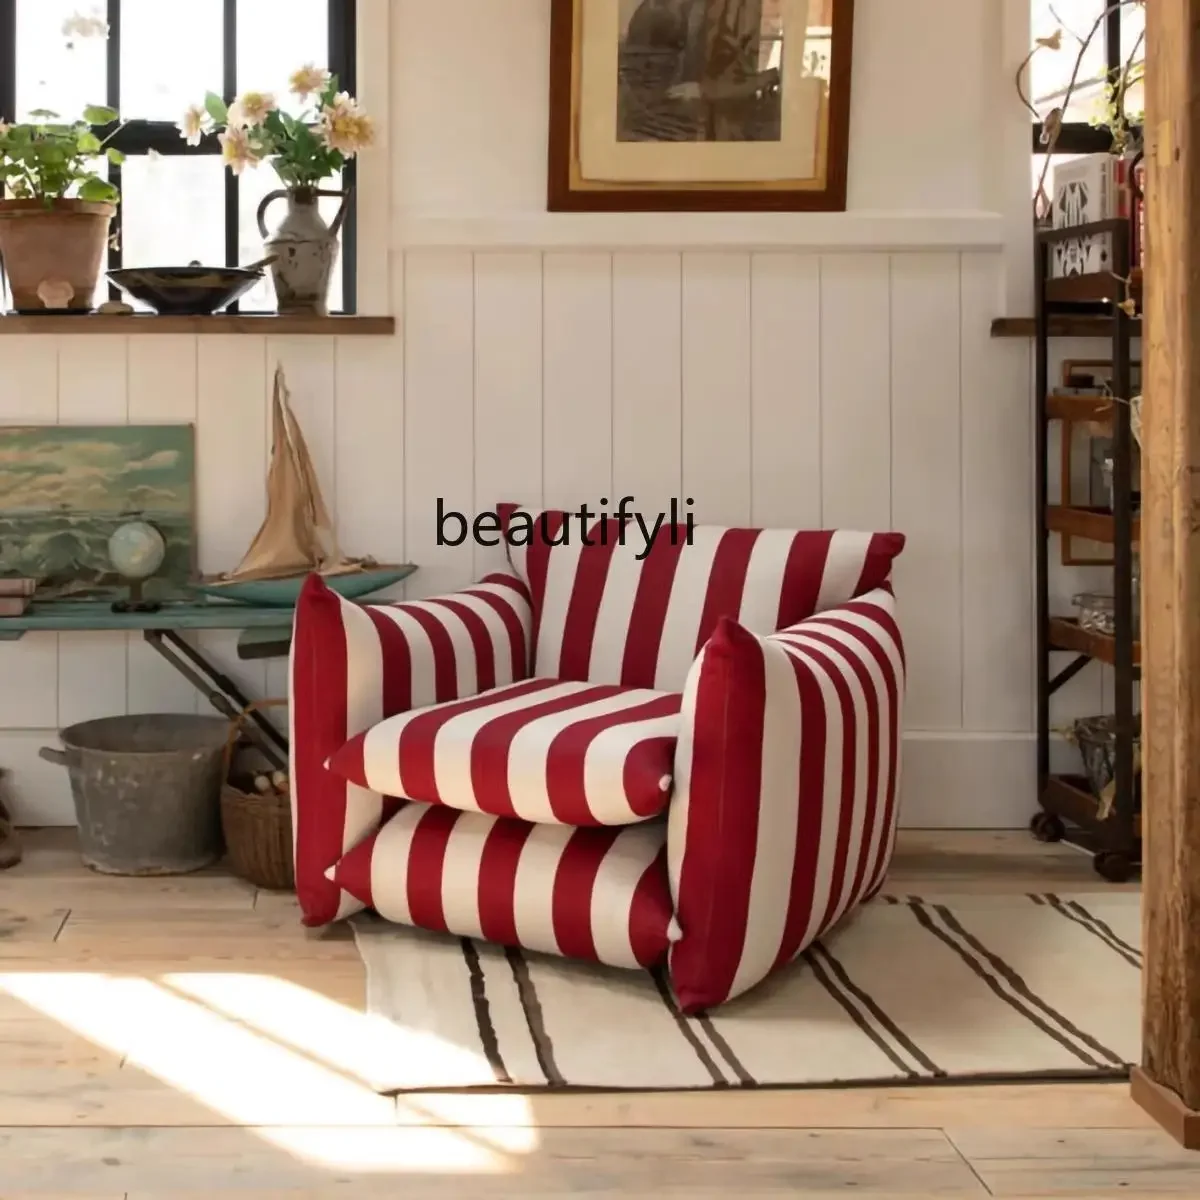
238, 165, 345, 312
1121, 0, 1145, 56
119, 156, 226, 309
1030, 0, 1109, 125
15, 0, 107, 122
120, 0, 223, 121
238, 0, 329, 119
1119, 1, 1146, 125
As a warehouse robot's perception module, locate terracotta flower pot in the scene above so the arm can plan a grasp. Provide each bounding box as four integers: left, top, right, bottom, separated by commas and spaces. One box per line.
0, 198, 115, 313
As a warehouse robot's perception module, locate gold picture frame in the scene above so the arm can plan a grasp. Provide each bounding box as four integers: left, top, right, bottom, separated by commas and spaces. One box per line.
548, 0, 855, 212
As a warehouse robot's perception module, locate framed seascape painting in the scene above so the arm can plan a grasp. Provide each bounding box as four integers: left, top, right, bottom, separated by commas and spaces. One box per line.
0, 425, 196, 602
548, 0, 854, 212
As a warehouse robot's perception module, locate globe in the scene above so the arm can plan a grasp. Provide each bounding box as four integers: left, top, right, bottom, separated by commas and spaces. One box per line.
108, 520, 166, 582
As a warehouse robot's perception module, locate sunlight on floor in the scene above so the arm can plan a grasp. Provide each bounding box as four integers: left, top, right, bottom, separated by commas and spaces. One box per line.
0, 972, 539, 1173
165, 971, 545, 1132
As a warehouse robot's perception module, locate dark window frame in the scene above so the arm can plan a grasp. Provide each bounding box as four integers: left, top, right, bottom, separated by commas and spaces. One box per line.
1031, 4, 1129, 155
0, 0, 358, 313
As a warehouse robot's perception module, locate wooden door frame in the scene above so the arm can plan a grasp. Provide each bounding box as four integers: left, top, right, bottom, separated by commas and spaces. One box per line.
1130, 0, 1200, 1151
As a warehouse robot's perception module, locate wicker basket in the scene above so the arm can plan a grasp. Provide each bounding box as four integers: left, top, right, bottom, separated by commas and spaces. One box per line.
220, 700, 294, 891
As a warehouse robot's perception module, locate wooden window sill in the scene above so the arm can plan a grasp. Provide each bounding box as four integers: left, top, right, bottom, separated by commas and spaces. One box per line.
0, 314, 395, 335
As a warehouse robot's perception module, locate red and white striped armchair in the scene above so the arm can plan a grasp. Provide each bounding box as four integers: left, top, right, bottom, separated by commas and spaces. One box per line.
289, 506, 906, 1012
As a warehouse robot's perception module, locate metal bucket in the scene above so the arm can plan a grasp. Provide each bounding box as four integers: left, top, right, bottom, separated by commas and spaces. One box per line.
40, 714, 231, 876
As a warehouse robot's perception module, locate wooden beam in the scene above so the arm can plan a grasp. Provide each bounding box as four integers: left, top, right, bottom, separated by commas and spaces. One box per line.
1133, 0, 1200, 1149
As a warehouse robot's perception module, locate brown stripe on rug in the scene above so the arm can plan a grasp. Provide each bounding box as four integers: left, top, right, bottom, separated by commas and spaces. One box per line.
801, 948, 918, 1079
460, 938, 512, 1084
350, 891, 1140, 1093
693, 1011, 757, 1087
504, 946, 564, 1087
805, 942, 944, 1079
1041, 894, 1143, 968
651, 969, 732, 1087
910, 901, 1125, 1070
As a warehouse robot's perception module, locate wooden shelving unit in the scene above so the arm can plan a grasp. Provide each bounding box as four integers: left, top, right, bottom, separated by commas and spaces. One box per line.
1033, 218, 1141, 883
1046, 505, 1140, 543
1048, 618, 1140, 667
992, 314, 1142, 338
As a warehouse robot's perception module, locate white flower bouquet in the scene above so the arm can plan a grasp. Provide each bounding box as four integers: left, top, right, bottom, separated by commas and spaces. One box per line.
180, 66, 373, 186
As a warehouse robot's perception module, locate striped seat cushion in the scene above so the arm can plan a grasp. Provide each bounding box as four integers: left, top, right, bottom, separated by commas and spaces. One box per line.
327, 678, 681, 826
499, 505, 905, 691
328, 803, 678, 970
667, 588, 906, 1012
290, 572, 533, 928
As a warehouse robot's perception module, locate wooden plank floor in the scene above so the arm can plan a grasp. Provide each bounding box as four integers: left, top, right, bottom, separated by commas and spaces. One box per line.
0, 828, 1194, 1198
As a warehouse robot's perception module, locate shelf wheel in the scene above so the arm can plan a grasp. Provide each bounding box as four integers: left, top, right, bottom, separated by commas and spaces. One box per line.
1030, 811, 1066, 843
1092, 850, 1136, 884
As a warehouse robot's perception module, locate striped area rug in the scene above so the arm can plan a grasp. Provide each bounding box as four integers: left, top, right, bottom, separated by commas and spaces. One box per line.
349, 892, 1140, 1093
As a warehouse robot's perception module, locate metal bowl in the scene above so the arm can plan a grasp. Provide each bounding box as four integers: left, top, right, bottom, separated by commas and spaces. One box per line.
107, 263, 264, 315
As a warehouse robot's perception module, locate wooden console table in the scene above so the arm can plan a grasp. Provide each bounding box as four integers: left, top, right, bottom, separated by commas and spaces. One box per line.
0, 602, 299, 762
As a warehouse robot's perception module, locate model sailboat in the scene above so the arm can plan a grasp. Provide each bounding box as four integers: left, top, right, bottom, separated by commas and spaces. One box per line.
197, 365, 414, 603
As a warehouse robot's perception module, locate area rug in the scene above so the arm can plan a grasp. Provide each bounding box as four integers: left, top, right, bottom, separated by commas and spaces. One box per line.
349, 892, 1140, 1094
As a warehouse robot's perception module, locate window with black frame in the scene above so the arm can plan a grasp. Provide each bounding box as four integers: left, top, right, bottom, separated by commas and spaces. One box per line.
0, 0, 358, 312
1029, 1, 1145, 211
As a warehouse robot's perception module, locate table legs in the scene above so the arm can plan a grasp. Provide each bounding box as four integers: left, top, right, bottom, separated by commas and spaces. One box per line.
143, 630, 288, 770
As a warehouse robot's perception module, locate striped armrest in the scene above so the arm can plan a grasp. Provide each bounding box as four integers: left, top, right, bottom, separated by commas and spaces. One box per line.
290, 572, 533, 927
667, 588, 906, 1012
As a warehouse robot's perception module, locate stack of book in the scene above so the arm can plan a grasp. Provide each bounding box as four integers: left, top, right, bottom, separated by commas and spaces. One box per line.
1050, 152, 1144, 278
0, 579, 36, 617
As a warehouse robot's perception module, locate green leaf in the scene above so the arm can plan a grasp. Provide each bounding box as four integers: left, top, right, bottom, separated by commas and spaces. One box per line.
204, 91, 228, 125
78, 176, 119, 203
27, 108, 60, 120
106, 147, 125, 164
77, 131, 102, 153
263, 109, 289, 139
83, 105, 119, 125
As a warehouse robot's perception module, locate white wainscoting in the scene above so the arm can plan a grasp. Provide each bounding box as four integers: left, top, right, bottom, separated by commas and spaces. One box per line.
0, 247, 1040, 828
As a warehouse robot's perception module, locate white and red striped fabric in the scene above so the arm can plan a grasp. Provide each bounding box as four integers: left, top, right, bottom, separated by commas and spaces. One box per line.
666, 588, 906, 1013
327, 678, 681, 826
290, 572, 533, 927
328, 802, 678, 969
498, 505, 905, 691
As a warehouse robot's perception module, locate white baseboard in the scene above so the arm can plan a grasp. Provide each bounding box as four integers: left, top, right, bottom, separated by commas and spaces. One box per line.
899, 732, 1035, 828
0, 731, 76, 826
6, 727, 1059, 832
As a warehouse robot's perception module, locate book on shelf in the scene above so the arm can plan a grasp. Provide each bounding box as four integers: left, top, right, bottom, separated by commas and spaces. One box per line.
1050, 153, 1143, 278
0, 579, 35, 616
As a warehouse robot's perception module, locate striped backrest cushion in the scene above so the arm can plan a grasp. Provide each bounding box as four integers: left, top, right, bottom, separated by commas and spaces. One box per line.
499, 504, 905, 691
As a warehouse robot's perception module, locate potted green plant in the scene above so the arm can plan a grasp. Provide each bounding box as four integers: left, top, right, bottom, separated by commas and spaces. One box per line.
0, 106, 123, 313
183, 67, 374, 314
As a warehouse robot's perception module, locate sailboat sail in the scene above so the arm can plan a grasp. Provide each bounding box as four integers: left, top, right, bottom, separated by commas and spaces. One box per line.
216, 365, 364, 584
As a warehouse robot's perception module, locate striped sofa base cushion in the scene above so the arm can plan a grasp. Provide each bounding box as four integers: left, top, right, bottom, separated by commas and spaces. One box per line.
327, 678, 681, 826
667, 588, 905, 1013
329, 803, 678, 970
290, 572, 533, 928
498, 504, 906, 692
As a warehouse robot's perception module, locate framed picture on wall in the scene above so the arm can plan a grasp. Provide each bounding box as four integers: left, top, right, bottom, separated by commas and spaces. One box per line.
547, 0, 855, 212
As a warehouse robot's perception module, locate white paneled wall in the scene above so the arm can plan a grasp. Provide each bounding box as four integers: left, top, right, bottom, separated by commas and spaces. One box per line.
0, 246, 1039, 828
